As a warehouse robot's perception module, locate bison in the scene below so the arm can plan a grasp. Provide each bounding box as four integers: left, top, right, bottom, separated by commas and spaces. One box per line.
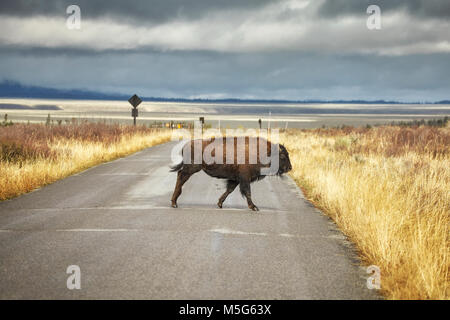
170, 136, 292, 211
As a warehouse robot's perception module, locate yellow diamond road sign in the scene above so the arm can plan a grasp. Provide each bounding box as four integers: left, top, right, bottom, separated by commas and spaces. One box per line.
128, 94, 142, 108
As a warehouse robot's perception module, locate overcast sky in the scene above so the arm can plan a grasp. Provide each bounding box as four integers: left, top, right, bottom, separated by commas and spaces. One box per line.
0, 0, 449, 101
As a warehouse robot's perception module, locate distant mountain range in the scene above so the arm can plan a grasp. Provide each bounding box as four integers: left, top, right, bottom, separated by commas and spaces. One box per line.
0, 80, 448, 105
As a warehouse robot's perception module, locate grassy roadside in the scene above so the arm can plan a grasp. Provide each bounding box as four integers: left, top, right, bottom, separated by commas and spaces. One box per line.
0, 123, 172, 200
280, 126, 449, 299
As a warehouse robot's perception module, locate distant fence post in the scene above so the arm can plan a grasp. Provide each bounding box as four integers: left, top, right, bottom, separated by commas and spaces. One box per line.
199, 117, 205, 136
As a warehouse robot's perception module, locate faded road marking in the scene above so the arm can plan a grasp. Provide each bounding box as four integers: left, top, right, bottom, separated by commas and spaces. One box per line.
0, 228, 139, 232
209, 228, 337, 240
56, 229, 139, 232
210, 228, 267, 236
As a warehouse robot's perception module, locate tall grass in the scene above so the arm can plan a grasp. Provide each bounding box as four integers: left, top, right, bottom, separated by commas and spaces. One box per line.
281, 126, 449, 299
0, 123, 172, 200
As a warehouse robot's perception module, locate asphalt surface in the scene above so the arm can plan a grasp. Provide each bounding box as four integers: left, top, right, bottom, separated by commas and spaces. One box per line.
0, 142, 379, 299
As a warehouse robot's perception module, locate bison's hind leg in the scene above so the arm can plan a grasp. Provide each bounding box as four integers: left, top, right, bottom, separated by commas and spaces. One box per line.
171, 165, 201, 208
217, 180, 239, 208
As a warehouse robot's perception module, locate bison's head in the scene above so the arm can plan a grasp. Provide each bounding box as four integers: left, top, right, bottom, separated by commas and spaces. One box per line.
277, 144, 292, 175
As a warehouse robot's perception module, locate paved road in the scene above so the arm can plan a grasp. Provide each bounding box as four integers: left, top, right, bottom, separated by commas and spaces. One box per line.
0, 142, 378, 299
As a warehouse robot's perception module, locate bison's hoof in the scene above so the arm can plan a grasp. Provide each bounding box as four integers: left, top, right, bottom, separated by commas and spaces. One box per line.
171, 203, 178, 208
250, 206, 259, 212
217, 202, 223, 208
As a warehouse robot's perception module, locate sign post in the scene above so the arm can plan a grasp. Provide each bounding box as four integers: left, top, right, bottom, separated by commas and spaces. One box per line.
128, 94, 142, 126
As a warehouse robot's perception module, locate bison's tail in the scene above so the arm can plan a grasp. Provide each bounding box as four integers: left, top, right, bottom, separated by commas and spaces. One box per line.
170, 161, 184, 172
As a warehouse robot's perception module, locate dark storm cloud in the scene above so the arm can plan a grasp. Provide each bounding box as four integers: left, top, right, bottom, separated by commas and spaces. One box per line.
3, 0, 449, 21
1, 0, 448, 55
318, 0, 450, 19
0, 0, 276, 23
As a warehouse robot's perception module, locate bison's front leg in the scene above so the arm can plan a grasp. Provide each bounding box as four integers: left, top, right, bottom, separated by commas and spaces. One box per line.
217, 180, 239, 208
239, 179, 259, 211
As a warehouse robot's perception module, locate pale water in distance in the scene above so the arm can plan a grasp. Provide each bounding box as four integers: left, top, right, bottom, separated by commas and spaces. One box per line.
1, 98, 449, 129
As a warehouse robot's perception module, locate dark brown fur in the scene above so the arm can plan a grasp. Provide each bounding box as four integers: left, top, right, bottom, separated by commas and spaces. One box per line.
170, 137, 292, 211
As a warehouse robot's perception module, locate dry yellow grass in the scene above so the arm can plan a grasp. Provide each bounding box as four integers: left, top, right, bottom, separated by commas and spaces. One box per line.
0, 124, 172, 200
280, 126, 449, 300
